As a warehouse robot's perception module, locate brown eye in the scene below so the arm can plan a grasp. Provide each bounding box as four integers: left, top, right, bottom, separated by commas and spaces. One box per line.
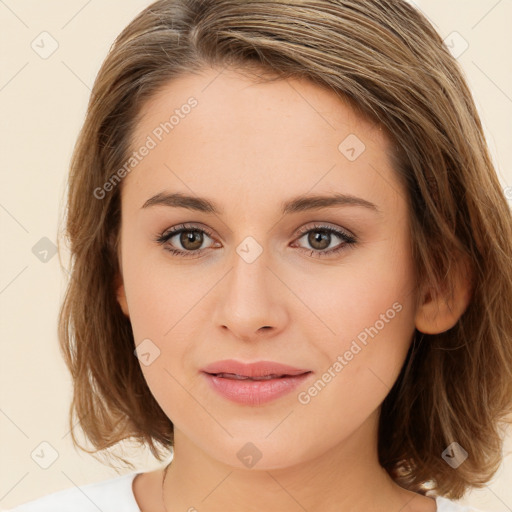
155, 224, 217, 258
293, 224, 357, 258
179, 230, 204, 251
307, 230, 332, 251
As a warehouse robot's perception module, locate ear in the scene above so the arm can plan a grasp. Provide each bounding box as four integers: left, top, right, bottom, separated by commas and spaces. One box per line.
415, 253, 473, 334
110, 228, 129, 317
115, 272, 130, 317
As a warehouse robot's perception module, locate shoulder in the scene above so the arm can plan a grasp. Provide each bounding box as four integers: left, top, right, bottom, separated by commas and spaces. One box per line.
434, 495, 487, 512
4, 472, 141, 512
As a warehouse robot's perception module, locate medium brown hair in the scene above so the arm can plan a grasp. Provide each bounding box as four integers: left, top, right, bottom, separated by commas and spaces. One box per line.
57, 0, 512, 499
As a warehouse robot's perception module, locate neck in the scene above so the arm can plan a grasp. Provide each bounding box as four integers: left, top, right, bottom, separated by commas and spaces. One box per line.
161, 410, 421, 512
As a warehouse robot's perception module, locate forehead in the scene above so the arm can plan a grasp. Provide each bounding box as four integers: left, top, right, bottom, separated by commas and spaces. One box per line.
132, 65, 388, 150
123, 66, 402, 215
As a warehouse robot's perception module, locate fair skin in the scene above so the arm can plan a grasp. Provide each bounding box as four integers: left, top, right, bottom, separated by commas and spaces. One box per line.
115, 65, 470, 512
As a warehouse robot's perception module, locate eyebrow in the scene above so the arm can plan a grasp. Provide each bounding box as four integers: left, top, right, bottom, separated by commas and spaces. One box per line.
141, 191, 380, 215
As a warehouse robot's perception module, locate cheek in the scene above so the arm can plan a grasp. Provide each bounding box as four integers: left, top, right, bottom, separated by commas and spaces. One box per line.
120, 231, 200, 342
293, 287, 415, 452
293, 236, 416, 414
124, 259, 206, 424
296, 230, 416, 353
296, 273, 415, 405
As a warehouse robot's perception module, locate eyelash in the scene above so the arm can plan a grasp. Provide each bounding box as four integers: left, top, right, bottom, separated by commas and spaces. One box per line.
154, 222, 357, 259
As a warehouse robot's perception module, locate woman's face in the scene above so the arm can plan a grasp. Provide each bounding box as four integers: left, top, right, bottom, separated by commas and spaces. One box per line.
116, 66, 419, 469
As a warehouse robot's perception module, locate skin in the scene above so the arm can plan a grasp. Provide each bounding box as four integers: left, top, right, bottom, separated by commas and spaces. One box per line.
115, 65, 470, 512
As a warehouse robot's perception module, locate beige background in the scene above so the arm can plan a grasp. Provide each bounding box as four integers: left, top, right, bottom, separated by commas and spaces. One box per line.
1, 0, 511, 510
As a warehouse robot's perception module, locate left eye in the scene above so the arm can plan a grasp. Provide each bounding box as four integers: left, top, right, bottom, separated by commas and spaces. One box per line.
299, 228, 351, 252
291, 224, 357, 257
155, 223, 357, 258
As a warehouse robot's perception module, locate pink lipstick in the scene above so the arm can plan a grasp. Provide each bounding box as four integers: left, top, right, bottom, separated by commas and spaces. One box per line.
201, 359, 312, 406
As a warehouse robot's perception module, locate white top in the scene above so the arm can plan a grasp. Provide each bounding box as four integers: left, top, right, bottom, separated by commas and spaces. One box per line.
4, 472, 485, 511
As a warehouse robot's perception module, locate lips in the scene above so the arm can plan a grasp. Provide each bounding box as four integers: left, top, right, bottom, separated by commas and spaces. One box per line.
213, 373, 288, 381
201, 359, 311, 379
201, 360, 313, 406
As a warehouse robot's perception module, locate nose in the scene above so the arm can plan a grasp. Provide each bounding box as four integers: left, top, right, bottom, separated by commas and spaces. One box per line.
212, 245, 288, 342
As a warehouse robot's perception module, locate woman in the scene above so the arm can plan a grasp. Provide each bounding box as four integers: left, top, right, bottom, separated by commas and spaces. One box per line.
9, 0, 512, 510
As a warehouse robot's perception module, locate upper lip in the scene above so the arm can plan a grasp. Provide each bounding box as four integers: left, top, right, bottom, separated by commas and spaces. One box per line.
201, 359, 311, 378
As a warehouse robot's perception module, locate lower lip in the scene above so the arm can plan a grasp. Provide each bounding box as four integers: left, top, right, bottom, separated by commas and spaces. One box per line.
202, 372, 312, 406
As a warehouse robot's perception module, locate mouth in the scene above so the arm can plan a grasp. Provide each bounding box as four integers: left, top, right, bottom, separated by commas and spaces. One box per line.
204, 372, 311, 381
201, 359, 311, 379
200, 361, 313, 405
